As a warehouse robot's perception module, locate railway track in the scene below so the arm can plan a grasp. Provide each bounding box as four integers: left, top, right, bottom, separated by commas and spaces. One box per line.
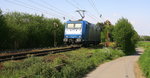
0, 46, 80, 62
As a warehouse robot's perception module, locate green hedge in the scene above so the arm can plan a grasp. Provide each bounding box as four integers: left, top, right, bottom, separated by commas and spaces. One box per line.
0, 10, 64, 50
0, 48, 124, 78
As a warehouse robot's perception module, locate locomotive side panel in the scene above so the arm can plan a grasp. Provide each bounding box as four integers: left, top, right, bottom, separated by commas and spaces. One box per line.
85, 23, 100, 42
94, 25, 100, 42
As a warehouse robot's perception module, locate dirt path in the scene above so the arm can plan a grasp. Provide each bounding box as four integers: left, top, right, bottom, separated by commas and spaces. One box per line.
84, 48, 144, 78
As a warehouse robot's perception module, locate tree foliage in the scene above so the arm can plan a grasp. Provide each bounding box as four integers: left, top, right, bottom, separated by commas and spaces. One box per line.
113, 18, 139, 54
0, 9, 10, 49
97, 20, 114, 42
0, 10, 64, 50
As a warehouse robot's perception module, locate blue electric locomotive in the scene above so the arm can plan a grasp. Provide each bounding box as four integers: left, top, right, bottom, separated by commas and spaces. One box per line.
63, 20, 100, 46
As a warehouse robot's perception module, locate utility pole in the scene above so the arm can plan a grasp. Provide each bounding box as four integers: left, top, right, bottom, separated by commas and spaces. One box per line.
53, 22, 58, 47
76, 10, 86, 20
63, 17, 66, 24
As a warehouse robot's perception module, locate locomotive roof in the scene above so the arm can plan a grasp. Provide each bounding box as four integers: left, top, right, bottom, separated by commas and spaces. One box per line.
66, 20, 97, 27
66, 20, 89, 24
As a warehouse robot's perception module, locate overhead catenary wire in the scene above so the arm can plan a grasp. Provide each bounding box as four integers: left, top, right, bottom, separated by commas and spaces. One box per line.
72, 0, 100, 21
5, 0, 103, 22
65, 0, 80, 10
65, 0, 99, 22
5, 0, 62, 19
38, 0, 78, 19
5, 0, 44, 14
65, 0, 83, 20
88, 0, 100, 15
88, 0, 105, 22
91, 0, 105, 21
28, 0, 68, 18
16, 0, 62, 17
4, 0, 77, 21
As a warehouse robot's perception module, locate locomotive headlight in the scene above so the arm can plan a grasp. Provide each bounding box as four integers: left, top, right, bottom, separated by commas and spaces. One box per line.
76, 38, 81, 42
63, 38, 68, 42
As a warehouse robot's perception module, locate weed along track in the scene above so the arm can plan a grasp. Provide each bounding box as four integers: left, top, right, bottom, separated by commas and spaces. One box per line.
0, 48, 125, 78
0, 46, 80, 62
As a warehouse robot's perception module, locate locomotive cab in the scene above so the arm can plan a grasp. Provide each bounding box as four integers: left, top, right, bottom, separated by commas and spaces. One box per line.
63, 20, 83, 44
63, 20, 100, 45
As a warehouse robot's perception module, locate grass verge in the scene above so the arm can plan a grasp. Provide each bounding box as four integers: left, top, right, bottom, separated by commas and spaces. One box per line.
138, 41, 150, 78
0, 48, 124, 78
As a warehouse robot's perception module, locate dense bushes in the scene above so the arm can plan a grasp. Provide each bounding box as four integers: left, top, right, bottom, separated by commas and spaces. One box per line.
138, 42, 150, 78
113, 18, 139, 54
0, 48, 124, 78
0, 10, 64, 50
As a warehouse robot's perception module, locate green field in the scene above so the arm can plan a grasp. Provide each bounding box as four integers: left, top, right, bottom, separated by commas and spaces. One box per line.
137, 41, 150, 49
138, 41, 150, 78
0, 48, 124, 78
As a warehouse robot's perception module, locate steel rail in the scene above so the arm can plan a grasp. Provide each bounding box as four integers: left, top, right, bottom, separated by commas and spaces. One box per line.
0, 46, 80, 62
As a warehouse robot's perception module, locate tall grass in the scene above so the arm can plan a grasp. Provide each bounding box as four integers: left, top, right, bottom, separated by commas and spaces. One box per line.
138, 41, 150, 78
0, 48, 124, 78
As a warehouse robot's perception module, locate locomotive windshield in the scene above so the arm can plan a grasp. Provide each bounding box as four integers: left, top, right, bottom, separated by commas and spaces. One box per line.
67, 24, 74, 28
75, 24, 82, 28
67, 24, 82, 29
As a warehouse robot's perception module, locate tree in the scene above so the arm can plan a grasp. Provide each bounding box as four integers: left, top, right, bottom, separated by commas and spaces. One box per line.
0, 11, 64, 50
97, 20, 114, 46
113, 18, 139, 54
0, 9, 10, 50
96, 22, 104, 42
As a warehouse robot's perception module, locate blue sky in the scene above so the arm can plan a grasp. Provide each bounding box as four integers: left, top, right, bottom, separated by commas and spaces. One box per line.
0, 0, 150, 36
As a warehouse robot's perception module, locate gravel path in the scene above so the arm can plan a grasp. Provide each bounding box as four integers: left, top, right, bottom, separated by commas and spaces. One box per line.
84, 48, 144, 78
